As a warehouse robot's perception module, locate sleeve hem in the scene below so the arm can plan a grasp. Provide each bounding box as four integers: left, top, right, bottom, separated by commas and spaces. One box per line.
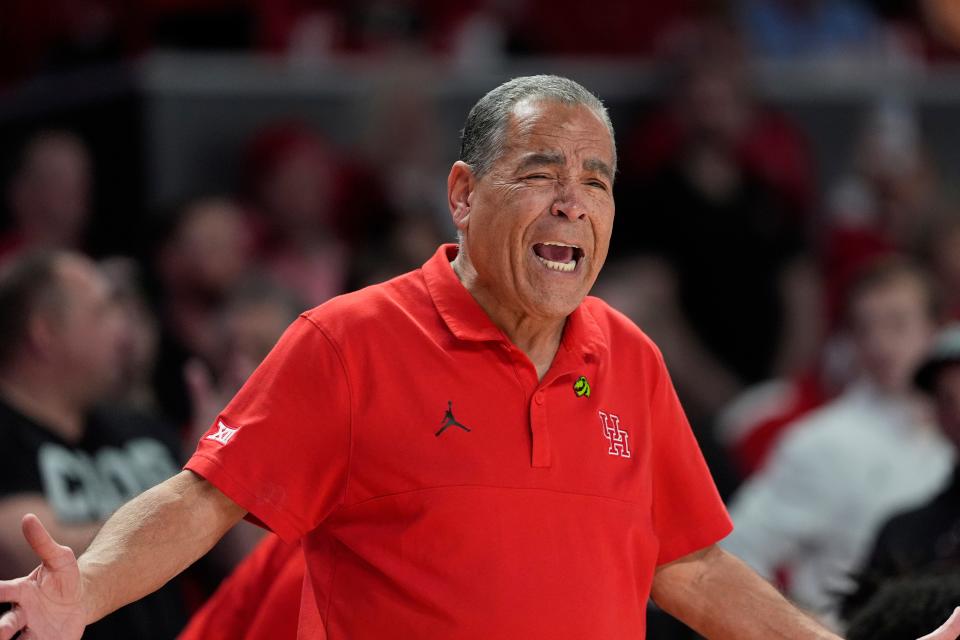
656, 513, 735, 567
185, 453, 305, 544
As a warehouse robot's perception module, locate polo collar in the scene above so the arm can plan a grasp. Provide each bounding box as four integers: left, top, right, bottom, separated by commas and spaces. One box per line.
421, 244, 608, 363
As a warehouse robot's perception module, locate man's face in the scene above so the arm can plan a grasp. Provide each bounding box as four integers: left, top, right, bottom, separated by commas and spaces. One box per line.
53, 257, 126, 403
457, 100, 616, 319
165, 200, 252, 297
14, 137, 91, 233
934, 363, 960, 450
850, 276, 936, 393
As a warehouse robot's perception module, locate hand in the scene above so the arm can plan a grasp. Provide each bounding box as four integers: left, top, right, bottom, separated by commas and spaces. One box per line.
0, 514, 86, 640
918, 607, 960, 640
184, 358, 227, 448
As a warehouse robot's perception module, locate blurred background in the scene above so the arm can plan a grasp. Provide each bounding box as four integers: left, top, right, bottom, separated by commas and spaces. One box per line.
4, 0, 960, 638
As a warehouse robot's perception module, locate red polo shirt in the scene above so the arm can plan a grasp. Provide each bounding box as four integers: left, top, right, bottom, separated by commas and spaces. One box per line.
186, 244, 732, 639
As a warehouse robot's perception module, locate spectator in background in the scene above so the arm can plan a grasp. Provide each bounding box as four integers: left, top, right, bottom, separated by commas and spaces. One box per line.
622, 22, 816, 221
613, 24, 822, 423
925, 212, 960, 321
714, 347, 841, 478
182, 276, 305, 575
822, 98, 942, 322
99, 256, 162, 414
0, 250, 185, 638
844, 324, 960, 620
185, 276, 304, 449
723, 257, 954, 627
150, 196, 254, 428
2, 131, 93, 262
244, 123, 350, 306
357, 73, 451, 270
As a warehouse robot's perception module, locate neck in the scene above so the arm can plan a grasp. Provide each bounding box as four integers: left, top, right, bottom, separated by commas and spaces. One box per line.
0, 371, 86, 442
452, 253, 565, 381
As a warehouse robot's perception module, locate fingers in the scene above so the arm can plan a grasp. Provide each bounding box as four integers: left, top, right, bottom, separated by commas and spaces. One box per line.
0, 580, 20, 604
917, 606, 960, 639
21, 514, 74, 572
0, 604, 26, 640
184, 358, 214, 407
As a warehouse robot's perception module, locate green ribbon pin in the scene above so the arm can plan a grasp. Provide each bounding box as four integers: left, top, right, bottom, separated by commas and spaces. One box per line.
573, 376, 591, 398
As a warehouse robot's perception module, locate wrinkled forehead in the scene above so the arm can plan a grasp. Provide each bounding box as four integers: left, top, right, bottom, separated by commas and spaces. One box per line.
501, 99, 616, 172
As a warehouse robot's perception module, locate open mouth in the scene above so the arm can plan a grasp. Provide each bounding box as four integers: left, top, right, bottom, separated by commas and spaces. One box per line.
532, 242, 584, 273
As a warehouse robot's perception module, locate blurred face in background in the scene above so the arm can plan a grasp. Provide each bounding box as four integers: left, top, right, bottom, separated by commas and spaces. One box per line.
52, 256, 126, 406
218, 297, 297, 392
257, 141, 335, 235
850, 274, 937, 393
10, 132, 92, 245
162, 199, 253, 300
679, 67, 749, 147
933, 363, 960, 449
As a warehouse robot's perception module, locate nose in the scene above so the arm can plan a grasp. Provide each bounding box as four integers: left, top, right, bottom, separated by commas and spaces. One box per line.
550, 185, 587, 221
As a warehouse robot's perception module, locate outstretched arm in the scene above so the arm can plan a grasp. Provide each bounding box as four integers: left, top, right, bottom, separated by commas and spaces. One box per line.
653, 545, 960, 640
652, 544, 839, 640
0, 470, 245, 640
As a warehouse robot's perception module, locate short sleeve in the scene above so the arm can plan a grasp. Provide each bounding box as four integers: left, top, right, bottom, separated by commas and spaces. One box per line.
647, 347, 733, 565
185, 315, 351, 543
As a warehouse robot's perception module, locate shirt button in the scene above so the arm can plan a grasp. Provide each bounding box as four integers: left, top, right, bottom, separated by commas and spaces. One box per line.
535, 392, 544, 405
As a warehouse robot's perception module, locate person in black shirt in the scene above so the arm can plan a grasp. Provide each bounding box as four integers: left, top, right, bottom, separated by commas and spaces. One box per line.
844, 323, 960, 623
0, 250, 185, 639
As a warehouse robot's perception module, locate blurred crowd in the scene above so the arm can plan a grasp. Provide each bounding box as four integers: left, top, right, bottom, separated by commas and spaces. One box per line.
4, 1, 960, 639
7, 0, 960, 84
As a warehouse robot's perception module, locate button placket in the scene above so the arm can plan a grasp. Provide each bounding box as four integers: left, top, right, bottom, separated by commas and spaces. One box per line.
529, 388, 551, 468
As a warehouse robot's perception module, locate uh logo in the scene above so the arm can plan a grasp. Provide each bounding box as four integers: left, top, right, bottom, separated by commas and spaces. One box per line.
598, 410, 631, 458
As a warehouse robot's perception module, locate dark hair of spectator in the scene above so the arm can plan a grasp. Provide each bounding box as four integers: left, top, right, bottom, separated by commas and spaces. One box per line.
458, 75, 616, 179
0, 251, 65, 370
844, 254, 944, 324
846, 570, 960, 640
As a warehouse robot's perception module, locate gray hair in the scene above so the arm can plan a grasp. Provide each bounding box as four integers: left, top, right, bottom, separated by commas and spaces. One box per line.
458, 75, 616, 179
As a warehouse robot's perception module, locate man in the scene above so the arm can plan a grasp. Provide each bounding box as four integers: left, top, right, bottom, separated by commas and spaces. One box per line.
723, 258, 955, 626
0, 251, 184, 637
843, 323, 960, 620
2, 132, 93, 261
0, 76, 956, 640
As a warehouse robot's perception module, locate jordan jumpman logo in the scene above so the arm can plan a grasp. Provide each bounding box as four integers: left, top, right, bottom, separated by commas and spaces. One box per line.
435, 401, 471, 436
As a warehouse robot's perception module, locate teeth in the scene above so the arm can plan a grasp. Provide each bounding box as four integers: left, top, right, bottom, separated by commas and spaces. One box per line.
536, 255, 577, 272
534, 241, 581, 273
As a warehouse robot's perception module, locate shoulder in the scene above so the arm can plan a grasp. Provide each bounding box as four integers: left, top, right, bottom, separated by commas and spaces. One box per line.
301, 269, 427, 338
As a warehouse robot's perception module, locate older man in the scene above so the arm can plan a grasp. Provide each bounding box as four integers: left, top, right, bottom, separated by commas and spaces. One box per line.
0, 76, 956, 640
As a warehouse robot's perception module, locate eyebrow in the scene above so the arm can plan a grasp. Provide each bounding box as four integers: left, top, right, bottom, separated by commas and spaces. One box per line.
583, 158, 614, 182
515, 152, 613, 183
515, 152, 565, 173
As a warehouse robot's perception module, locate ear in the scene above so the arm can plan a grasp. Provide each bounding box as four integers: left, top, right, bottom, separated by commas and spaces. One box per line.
26, 310, 58, 360
447, 161, 475, 233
